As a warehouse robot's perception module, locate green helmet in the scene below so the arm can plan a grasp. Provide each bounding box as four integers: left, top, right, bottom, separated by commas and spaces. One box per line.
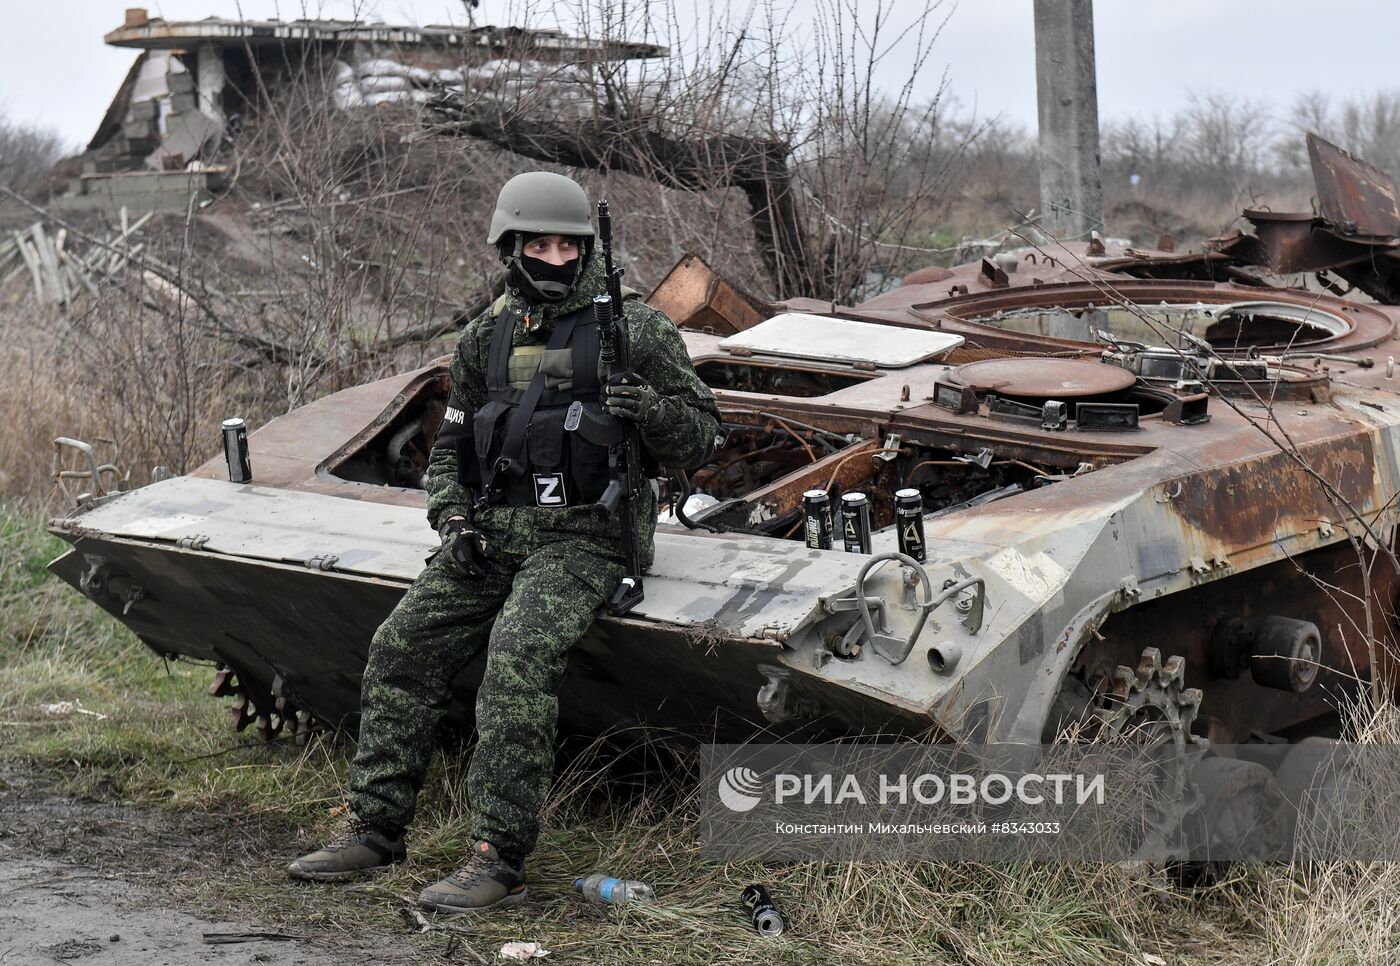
487, 172, 594, 245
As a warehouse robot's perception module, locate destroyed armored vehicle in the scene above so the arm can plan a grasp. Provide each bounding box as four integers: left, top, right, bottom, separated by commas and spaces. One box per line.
48, 135, 1400, 770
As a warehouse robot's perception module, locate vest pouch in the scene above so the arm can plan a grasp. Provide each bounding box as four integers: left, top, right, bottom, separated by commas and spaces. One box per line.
527, 408, 566, 470
472, 399, 511, 478
567, 401, 613, 506
538, 348, 575, 391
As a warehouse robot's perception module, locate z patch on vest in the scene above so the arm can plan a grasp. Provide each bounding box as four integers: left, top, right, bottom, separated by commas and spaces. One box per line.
533, 473, 568, 507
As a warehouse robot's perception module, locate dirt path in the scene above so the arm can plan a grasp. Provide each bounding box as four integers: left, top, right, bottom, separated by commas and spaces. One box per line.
0, 771, 422, 966
1, 857, 356, 966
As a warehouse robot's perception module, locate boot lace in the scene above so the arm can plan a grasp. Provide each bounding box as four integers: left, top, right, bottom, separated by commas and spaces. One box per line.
446, 851, 492, 888
324, 817, 374, 852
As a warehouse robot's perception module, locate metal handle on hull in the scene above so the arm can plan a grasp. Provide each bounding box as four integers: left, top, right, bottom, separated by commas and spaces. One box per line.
846, 552, 985, 666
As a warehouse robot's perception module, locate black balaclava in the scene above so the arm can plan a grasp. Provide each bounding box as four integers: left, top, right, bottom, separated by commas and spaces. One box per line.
501, 232, 587, 304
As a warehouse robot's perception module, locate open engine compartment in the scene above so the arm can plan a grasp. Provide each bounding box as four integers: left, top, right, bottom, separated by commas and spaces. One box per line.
323, 363, 1138, 546
675, 410, 1098, 540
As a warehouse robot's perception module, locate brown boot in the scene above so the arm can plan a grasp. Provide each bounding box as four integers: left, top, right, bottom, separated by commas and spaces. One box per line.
287, 817, 406, 882
418, 840, 526, 913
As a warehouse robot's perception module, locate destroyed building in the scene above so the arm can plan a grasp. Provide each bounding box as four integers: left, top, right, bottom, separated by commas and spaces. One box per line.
55, 8, 665, 214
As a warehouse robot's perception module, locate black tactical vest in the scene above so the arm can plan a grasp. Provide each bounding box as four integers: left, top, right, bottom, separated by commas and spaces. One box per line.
464, 304, 611, 508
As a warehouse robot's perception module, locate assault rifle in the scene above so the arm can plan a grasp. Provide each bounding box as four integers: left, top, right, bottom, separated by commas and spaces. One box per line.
564, 200, 646, 615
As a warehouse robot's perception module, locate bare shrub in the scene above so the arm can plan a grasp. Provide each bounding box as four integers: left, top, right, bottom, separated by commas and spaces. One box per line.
430, 0, 967, 301
0, 110, 69, 190
1282, 89, 1400, 181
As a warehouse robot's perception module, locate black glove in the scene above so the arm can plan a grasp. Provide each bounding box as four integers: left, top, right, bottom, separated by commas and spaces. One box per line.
439, 517, 494, 578
602, 373, 664, 430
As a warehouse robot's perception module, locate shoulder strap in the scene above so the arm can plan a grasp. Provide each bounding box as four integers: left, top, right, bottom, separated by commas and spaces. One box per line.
486, 304, 515, 394
571, 311, 601, 395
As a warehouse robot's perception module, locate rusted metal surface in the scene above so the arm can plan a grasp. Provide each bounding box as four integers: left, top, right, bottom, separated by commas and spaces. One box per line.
710, 438, 882, 529
915, 279, 1394, 355
1079, 537, 1400, 742
647, 253, 772, 335
1235, 211, 1368, 274
978, 257, 1010, 288
1309, 132, 1400, 239
901, 264, 954, 285
1171, 436, 1376, 552
1191, 136, 1400, 303
953, 357, 1136, 399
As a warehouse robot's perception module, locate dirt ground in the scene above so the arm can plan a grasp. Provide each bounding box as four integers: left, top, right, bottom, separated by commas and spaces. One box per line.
0, 770, 423, 966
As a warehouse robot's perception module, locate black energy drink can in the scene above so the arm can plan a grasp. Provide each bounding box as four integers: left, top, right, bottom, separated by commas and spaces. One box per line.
840, 492, 872, 554
802, 489, 832, 550
895, 487, 926, 562
741, 884, 785, 937
222, 417, 252, 483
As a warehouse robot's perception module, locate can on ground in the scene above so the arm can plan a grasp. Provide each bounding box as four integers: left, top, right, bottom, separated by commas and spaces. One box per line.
740, 884, 785, 937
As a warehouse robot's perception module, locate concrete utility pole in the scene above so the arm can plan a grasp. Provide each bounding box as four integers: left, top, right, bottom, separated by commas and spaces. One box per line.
1033, 0, 1104, 240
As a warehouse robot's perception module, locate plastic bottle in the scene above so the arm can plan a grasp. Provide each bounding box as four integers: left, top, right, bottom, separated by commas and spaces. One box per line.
574, 874, 655, 905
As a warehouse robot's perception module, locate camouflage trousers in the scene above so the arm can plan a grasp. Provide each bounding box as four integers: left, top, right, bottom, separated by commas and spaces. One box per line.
347, 537, 623, 860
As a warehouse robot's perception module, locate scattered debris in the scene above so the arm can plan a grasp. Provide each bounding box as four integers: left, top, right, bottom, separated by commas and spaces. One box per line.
398, 906, 433, 932
38, 939, 106, 959
201, 930, 304, 944
574, 874, 655, 905
39, 700, 109, 721
0, 210, 150, 305
499, 940, 550, 960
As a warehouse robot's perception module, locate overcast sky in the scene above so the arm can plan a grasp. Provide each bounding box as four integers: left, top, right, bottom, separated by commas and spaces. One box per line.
2, 0, 1394, 151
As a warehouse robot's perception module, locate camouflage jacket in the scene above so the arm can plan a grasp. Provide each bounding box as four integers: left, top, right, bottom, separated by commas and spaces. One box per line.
425, 247, 721, 561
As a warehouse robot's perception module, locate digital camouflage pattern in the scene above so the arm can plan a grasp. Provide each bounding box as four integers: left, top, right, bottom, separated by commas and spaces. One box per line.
349, 539, 624, 858
347, 242, 720, 860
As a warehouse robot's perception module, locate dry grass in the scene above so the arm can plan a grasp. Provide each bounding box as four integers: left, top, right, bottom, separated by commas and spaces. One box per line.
0, 304, 104, 512
1248, 702, 1400, 964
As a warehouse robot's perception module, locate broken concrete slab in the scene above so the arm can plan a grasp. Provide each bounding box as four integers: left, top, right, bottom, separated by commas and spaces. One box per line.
51, 168, 226, 216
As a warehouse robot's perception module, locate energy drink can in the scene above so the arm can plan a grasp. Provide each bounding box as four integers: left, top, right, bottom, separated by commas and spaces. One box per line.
894, 487, 926, 562
802, 489, 832, 550
222, 417, 252, 483
840, 492, 872, 554
740, 884, 785, 937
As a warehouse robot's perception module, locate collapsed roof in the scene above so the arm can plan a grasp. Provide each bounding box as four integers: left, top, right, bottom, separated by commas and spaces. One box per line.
62, 8, 666, 212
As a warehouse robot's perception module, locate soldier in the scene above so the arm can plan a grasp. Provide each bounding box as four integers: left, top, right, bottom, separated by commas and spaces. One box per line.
287, 172, 720, 912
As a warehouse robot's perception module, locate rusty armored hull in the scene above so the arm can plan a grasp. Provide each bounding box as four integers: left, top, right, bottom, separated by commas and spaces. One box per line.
48, 136, 1400, 750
